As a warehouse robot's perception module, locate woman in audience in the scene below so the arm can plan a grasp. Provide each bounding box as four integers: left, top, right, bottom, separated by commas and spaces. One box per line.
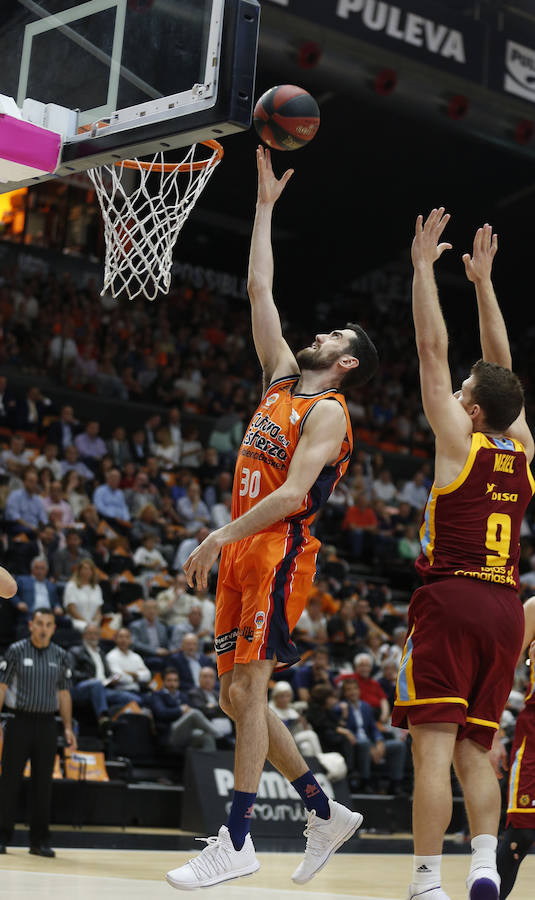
64, 557, 104, 632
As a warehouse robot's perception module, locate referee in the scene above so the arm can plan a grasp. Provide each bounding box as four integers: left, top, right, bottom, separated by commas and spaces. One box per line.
0, 605, 76, 856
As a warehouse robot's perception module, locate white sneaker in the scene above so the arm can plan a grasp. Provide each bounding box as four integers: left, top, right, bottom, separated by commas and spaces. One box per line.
467, 868, 500, 900
165, 825, 260, 890
408, 885, 451, 900
291, 799, 363, 884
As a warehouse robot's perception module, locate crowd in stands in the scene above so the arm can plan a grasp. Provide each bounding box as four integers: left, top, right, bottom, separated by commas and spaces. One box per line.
0, 265, 534, 797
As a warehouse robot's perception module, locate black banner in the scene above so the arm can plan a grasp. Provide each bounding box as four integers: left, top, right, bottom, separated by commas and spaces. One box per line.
262, 0, 486, 82
181, 750, 353, 837
490, 20, 535, 107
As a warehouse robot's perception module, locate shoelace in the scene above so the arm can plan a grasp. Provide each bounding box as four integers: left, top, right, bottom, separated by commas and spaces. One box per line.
302, 809, 333, 858
188, 834, 233, 880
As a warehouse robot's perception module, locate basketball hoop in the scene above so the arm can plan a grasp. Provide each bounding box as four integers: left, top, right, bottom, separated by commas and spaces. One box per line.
87, 140, 223, 302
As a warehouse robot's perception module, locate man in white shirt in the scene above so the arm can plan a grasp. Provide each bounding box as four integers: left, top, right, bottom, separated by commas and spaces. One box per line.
155, 573, 193, 626
106, 627, 151, 693
210, 493, 232, 530
397, 471, 429, 513
33, 443, 62, 480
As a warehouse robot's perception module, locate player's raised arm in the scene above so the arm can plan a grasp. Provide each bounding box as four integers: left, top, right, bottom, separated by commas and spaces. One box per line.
463, 224, 511, 368
411, 208, 470, 449
463, 224, 534, 460
248, 146, 299, 390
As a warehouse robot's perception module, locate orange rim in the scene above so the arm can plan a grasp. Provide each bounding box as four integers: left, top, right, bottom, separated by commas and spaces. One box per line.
77, 122, 223, 171
119, 140, 224, 172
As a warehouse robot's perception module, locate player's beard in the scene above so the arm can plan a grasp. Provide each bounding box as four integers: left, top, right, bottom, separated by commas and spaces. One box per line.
296, 345, 341, 371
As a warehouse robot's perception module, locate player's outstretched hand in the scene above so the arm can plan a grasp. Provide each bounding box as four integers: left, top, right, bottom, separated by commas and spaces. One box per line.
462, 223, 498, 284
411, 207, 452, 269
256, 145, 293, 206
183, 530, 224, 592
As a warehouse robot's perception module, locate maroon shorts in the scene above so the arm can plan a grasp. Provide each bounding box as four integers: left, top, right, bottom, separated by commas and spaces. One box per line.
507, 704, 535, 828
391, 576, 524, 750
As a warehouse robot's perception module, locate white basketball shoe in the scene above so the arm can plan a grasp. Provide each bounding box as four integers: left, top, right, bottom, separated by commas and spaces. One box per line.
408, 885, 452, 900
291, 798, 363, 884
165, 825, 260, 890
467, 867, 500, 900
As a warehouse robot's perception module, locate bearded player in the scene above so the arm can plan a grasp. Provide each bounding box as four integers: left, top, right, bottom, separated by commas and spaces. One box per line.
165, 147, 378, 890
392, 214, 534, 900
496, 596, 535, 898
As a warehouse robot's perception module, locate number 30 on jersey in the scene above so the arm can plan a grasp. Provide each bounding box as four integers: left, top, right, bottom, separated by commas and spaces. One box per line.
239, 467, 261, 499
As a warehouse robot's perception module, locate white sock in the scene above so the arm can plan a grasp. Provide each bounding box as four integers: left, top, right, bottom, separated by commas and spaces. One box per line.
412, 855, 442, 887
470, 834, 497, 876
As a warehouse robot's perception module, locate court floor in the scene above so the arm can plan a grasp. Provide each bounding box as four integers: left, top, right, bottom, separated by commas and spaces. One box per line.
1, 848, 534, 900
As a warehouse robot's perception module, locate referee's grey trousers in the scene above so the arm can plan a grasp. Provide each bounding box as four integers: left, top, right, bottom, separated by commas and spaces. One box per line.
0, 711, 57, 846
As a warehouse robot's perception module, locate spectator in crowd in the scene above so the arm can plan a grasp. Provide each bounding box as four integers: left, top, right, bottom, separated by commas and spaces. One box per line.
189, 666, 233, 741
170, 604, 213, 651
5, 466, 48, 536
398, 524, 421, 562
372, 468, 398, 505
307, 575, 340, 616
2, 434, 35, 478
176, 482, 211, 536
0, 374, 18, 427
167, 407, 183, 454
105, 627, 151, 693
125, 470, 160, 518
293, 594, 328, 652
128, 427, 149, 464
304, 684, 355, 774
335, 653, 390, 724
397, 470, 429, 514
52, 528, 91, 584
210, 492, 232, 529
64, 558, 103, 633
62, 470, 89, 520
75, 421, 107, 468
173, 525, 212, 573
69, 624, 140, 726
326, 596, 361, 664
268, 681, 305, 735
173, 633, 215, 691
338, 680, 406, 793
151, 668, 218, 752
13, 556, 63, 625
155, 572, 192, 626
17, 385, 51, 432
380, 625, 407, 669
180, 424, 204, 467
294, 647, 336, 702
133, 534, 167, 596
42, 480, 75, 528
153, 426, 180, 470
93, 468, 131, 527
106, 426, 132, 468
47, 405, 78, 456
60, 444, 95, 482
26, 523, 60, 572
342, 491, 379, 560
129, 598, 171, 671
378, 658, 399, 712
33, 443, 62, 480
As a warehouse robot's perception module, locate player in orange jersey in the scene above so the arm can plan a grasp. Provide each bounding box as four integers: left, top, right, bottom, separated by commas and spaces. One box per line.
391, 213, 534, 900
165, 147, 378, 891
496, 596, 535, 898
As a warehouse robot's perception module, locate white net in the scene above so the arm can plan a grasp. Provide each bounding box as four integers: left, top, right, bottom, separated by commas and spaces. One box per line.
88, 141, 223, 302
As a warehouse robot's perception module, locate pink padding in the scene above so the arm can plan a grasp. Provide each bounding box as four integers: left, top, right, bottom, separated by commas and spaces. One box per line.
0, 114, 61, 174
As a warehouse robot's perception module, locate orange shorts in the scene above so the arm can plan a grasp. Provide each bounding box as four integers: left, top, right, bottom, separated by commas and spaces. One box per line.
215, 522, 320, 677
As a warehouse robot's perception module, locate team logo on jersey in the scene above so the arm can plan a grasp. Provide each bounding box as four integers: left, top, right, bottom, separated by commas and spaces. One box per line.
520, 794, 531, 807
290, 408, 301, 425
264, 393, 279, 407
486, 483, 496, 494
254, 611, 266, 630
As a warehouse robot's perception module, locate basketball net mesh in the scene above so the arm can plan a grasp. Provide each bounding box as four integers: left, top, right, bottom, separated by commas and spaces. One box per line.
88, 143, 222, 302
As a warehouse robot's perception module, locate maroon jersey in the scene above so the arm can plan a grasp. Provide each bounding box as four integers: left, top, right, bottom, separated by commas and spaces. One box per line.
417, 433, 535, 591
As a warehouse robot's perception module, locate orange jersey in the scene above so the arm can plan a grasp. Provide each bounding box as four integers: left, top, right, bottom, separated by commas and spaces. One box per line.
233, 374, 353, 528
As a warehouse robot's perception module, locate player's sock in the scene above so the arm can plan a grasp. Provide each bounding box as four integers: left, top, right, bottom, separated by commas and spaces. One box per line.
470, 834, 498, 875
291, 771, 330, 820
226, 790, 257, 851
411, 854, 442, 890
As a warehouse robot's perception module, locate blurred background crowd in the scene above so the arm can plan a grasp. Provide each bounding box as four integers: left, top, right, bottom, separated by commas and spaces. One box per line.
0, 263, 534, 800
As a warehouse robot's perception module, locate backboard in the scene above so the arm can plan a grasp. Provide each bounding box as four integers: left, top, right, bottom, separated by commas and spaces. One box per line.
0, 0, 260, 191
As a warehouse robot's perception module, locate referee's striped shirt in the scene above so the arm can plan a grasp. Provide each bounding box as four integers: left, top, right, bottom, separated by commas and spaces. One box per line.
0, 639, 72, 714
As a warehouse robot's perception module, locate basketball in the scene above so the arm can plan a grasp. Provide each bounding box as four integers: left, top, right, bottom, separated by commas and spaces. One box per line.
253, 85, 320, 151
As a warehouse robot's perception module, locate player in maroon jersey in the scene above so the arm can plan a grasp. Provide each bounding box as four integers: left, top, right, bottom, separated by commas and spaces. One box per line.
496, 597, 535, 898
391, 212, 535, 900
